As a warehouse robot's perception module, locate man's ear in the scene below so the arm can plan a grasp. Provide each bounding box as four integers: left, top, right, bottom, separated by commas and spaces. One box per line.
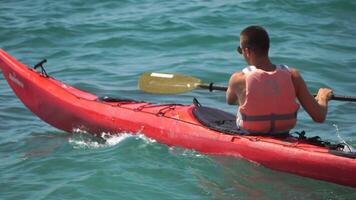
244, 48, 251, 59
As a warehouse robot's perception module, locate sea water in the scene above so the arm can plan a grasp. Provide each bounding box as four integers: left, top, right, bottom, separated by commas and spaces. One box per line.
1, 1, 356, 199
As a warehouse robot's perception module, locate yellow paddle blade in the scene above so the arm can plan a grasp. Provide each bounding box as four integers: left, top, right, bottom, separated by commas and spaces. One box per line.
139, 72, 203, 94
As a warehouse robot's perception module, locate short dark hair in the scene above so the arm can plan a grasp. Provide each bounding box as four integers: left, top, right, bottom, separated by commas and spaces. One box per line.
240, 26, 270, 56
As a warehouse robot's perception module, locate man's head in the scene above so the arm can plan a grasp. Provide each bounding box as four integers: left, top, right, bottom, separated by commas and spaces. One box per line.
239, 25, 270, 57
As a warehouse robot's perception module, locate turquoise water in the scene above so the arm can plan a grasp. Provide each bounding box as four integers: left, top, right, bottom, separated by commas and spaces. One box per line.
1, 0, 356, 199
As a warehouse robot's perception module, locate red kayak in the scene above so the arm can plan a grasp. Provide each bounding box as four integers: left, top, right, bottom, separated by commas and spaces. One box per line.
1, 49, 356, 188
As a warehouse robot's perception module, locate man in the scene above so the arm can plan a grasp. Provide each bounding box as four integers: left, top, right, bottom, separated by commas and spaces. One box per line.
226, 25, 333, 134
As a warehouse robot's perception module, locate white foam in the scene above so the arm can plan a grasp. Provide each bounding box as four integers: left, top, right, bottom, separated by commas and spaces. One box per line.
135, 133, 157, 144
69, 132, 132, 149
69, 129, 156, 149
169, 146, 206, 158
333, 124, 355, 152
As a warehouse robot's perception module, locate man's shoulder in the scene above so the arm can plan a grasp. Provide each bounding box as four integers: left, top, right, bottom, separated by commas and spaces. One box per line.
231, 71, 244, 77
230, 71, 245, 83
287, 67, 302, 78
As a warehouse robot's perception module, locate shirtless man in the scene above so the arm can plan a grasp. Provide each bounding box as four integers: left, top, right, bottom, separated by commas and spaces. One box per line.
226, 25, 333, 134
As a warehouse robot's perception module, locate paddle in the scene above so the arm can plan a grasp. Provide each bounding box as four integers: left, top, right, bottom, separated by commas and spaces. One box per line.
138, 72, 356, 102
138, 72, 227, 94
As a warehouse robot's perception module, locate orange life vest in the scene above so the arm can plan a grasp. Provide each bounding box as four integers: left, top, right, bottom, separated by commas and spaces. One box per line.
237, 65, 300, 134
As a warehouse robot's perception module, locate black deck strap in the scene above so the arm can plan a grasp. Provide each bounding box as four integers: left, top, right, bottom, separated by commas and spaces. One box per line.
98, 96, 142, 103
295, 131, 328, 147
295, 131, 336, 148
294, 131, 356, 159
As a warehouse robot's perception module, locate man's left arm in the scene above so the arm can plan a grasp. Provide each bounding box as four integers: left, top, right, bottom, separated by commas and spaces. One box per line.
226, 72, 241, 105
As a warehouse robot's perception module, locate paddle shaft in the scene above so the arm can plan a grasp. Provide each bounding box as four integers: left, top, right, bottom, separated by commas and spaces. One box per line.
198, 83, 356, 102
331, 95, 356, 102
198, 83, 227, 92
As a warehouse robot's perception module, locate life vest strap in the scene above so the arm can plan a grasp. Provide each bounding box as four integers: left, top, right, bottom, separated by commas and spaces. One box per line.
240, 112, 298, 133
240, 112, 297, 121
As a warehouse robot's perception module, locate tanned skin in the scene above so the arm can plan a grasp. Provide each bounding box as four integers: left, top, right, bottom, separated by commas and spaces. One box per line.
226, 30, 333, 123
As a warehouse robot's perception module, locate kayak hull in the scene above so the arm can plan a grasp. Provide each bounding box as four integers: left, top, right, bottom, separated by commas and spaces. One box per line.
1, 49, 356, 188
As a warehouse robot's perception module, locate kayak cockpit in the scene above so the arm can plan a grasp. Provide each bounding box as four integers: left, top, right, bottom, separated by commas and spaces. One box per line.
192, 105, 241, 135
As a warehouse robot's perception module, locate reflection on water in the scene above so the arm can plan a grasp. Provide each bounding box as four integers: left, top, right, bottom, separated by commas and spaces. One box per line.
22, 132, 69, 159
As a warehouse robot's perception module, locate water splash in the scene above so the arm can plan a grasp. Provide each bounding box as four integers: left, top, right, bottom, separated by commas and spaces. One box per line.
69, 129, 156, 149
135, 133, 157, 144
333, 124, 355, 152
69, 132, 131, 149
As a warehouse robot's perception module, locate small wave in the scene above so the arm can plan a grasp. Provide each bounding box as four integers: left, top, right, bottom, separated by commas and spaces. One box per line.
69, 129, 156, 149
169, 146, 206, 159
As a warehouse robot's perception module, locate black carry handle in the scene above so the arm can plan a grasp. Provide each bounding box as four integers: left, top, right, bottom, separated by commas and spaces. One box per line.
33, 59, 49, 77
34, 59, 47, 69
